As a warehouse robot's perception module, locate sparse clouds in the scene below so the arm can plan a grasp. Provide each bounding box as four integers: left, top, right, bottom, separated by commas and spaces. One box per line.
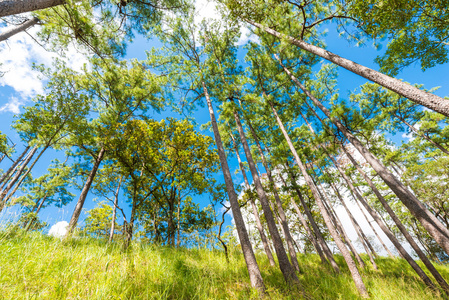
0, 22, 88, 114
0, 96, 21, 114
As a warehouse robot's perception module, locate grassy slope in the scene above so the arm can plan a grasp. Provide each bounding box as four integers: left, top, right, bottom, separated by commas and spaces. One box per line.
0, 232, 448, 299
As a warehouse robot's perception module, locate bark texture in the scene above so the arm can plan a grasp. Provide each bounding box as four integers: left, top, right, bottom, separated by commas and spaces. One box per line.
230, 132, 276, 267
0, 0, 65, 18
269, 102, 368, 297
0, 17, 39, 42
278, 56, 449, 256
232, 108, 299, 285
66, 147, 106, 235
245, 117, 301, 272
202, 82, 265, 293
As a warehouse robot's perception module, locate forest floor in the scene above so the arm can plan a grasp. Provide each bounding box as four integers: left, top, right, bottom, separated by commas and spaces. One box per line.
0, 230, 448, 299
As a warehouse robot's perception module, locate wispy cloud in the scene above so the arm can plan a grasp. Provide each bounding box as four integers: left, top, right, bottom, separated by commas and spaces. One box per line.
0, 23, 88, 114
0, 96, 22, 114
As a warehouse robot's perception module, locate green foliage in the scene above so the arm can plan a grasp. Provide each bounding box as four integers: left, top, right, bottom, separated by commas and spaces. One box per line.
346, 0, 449, 75
81, 200, 121, 239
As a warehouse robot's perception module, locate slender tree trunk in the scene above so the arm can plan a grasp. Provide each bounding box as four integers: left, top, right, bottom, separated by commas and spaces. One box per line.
0, 146, 37, 209
202, 82, 265, 293
268, 101, 368, 297
109, 177, 122, 243
351, 186, 395, 259
245, 116, 301, 272
278, 57, 449, 256
66, 147, 106, 236
327, 179, 378, 269
3, 146, 48, 204
0, 0, 65, 18
0, 17, 39, 42
25, 195, 47, 232
232, 108, 299, 285
0, 145, 29, 186
230, 132, 276, 267
254, 24, 449, 115
287, 167, 340, 273
177, 191, 181, 248
319, 186, 366, 269
291, 194, 327, 263
341, 144, 449, 294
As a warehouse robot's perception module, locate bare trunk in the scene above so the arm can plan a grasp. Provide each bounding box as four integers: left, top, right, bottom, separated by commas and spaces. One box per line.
291, 194, 327, 263
0, 145, 29, 186
319, 186, 366, 268
245, 116, 301, 272
232, 108, 299, 285
230, 132, 276, 267
202, 82, 265, 293
0, 17, 39, 42
342, 144, 449, 294
177, 191, 181, 247
256, 25, 449, 116
268, 101, 368, 297
287, 167, 341, 273
3, 146, 48, 204
0, 0, 65, 18
66, 147, 106, 236
109, 177, 122, 243
352, 187, 395, 259
25, 195, 46, 232
328, 179, 378, 269
278, 57, 449, 256
0, 146, 37, 209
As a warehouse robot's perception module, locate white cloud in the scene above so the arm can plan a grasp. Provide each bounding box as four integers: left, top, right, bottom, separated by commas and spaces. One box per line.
48, 221, 69, 238
0, 96, 22, 114
236, 26, 260, 46
0, 22, 88, 112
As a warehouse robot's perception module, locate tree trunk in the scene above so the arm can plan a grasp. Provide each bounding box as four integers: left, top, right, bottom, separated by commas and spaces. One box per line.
202, 82, 265, 293
253, 24, 449, 116
66, 146, 106, 236
290, 193, 327, 263
109, 177, 122, 243
352, 186, 395, 259
327, 179, 378, 269
286, 167, 341, 273
0, 0, 65, 18
319, 185, 366, 269
0, 145, 29, 186
278, 57, 449, 256
341, 144, 449, 294
0, 146, 37, 209
3, 145, 48, 205
25, 195, 46, 232
177, 191, 181, 248
268, 101, 368, 297
232, 107, 300, 285
0, 17, 39, 42
229, 132, 276, 267
245, 116, 301, 272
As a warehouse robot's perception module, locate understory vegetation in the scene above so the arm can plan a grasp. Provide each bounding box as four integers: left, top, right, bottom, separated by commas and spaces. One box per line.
0, 231, 447, 299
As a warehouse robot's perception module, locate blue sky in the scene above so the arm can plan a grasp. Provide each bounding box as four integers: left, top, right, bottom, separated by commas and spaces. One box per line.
0, 2, 448, 251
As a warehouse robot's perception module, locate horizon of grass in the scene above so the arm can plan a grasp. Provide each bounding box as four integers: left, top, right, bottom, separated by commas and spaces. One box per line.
0, 229, 447, 299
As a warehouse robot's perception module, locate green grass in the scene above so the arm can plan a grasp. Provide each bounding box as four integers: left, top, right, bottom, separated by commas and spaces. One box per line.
0, 231, 447, 299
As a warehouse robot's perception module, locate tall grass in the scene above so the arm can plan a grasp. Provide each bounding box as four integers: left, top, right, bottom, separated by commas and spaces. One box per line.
0, 230, 447, 299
